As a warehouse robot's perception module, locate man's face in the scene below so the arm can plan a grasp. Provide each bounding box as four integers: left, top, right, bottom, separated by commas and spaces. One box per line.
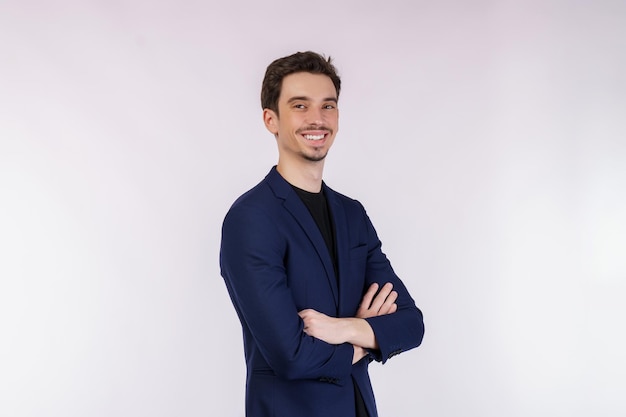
264, 72, 339, 163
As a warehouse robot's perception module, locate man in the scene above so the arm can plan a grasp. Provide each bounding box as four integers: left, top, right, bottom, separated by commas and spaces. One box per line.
220, 51, 424, 417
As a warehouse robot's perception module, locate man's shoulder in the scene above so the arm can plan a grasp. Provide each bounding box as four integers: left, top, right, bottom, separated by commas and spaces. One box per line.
229, 177, 274, 209
226, 167, 285, 211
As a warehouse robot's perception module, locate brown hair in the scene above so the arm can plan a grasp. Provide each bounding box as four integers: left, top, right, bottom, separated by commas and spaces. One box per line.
261, 51, 341, 114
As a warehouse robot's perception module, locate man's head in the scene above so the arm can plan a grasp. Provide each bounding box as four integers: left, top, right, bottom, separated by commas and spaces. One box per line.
261, 51, 341, 115
262, 52, 340, 167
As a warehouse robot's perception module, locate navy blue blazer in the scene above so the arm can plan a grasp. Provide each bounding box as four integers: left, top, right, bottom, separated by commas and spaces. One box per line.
220, 167, 424, 417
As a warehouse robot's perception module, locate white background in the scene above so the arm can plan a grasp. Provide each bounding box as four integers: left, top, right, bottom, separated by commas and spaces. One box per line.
1, 1, 625, 416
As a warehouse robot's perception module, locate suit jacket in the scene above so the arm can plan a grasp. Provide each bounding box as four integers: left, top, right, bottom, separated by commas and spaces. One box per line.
220, 167, 424, 417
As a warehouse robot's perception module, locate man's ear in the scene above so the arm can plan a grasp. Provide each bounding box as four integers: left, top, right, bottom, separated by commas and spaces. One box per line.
263, 108, 279, 135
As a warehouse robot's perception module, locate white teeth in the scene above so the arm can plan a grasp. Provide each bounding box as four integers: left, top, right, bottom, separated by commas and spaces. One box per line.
304, 134, 325, 140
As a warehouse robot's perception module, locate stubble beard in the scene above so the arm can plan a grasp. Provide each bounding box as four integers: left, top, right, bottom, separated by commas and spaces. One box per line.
301, 150, 328, 162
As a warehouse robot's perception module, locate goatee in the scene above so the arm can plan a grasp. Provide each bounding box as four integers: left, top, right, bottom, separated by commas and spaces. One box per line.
302, 152, 328, 162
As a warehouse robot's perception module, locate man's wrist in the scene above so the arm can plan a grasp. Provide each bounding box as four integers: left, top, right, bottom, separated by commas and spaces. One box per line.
345, 318, 378, 349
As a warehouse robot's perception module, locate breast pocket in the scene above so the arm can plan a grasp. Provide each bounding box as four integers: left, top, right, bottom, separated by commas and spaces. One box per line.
349, 244, 368, 261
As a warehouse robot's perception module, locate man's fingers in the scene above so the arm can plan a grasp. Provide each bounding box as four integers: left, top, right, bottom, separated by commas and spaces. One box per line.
357, 283, 399, 318
379, 290, 398, 314
360, 283, 379, 309
369, 282, 394, 312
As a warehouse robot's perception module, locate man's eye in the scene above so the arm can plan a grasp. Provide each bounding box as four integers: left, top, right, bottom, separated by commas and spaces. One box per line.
324, 105, 336, 110
293, 104, 306, 109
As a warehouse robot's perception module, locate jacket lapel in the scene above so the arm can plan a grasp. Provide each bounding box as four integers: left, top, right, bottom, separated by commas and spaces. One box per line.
324, 184, 351, 316
266, 168, 339, 307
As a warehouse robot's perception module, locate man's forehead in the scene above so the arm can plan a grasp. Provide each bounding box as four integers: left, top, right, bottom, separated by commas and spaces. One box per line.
280, 72, 337, 100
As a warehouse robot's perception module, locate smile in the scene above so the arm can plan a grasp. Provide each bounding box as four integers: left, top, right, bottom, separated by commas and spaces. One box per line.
303, 134, 325, 141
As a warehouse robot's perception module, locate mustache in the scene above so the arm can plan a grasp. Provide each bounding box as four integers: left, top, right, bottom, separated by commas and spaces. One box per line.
296, 125, 332, 134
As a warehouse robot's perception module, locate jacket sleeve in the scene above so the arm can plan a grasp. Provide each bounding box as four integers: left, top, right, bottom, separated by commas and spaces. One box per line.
358, 204, 425, 363
220, 203, 354, 381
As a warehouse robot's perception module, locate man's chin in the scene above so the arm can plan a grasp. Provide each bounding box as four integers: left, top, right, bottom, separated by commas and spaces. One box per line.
302, 152, 328, 162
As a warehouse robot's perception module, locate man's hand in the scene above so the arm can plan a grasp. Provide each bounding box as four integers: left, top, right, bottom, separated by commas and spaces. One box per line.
298, 309, 348, 345
298, 282, 398, 354
356, 282, 398, 319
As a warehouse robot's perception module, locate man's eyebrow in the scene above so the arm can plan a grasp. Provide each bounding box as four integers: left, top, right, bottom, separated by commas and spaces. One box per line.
286, 96, 338, 103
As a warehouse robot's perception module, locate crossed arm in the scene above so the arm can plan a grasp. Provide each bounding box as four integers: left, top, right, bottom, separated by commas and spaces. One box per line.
298, 282, 398, 364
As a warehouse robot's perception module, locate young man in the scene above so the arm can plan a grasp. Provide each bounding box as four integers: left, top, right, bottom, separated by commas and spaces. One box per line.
220, 51, 424, 417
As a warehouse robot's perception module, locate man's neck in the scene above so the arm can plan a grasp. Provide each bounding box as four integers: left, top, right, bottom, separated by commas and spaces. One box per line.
276, 159, 325, 193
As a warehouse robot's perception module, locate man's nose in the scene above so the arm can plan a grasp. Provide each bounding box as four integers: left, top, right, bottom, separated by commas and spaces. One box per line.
306, 107, 325, 125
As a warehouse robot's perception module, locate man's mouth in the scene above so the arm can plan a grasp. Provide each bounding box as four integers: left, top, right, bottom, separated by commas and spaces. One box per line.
303, 134, 326, 141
